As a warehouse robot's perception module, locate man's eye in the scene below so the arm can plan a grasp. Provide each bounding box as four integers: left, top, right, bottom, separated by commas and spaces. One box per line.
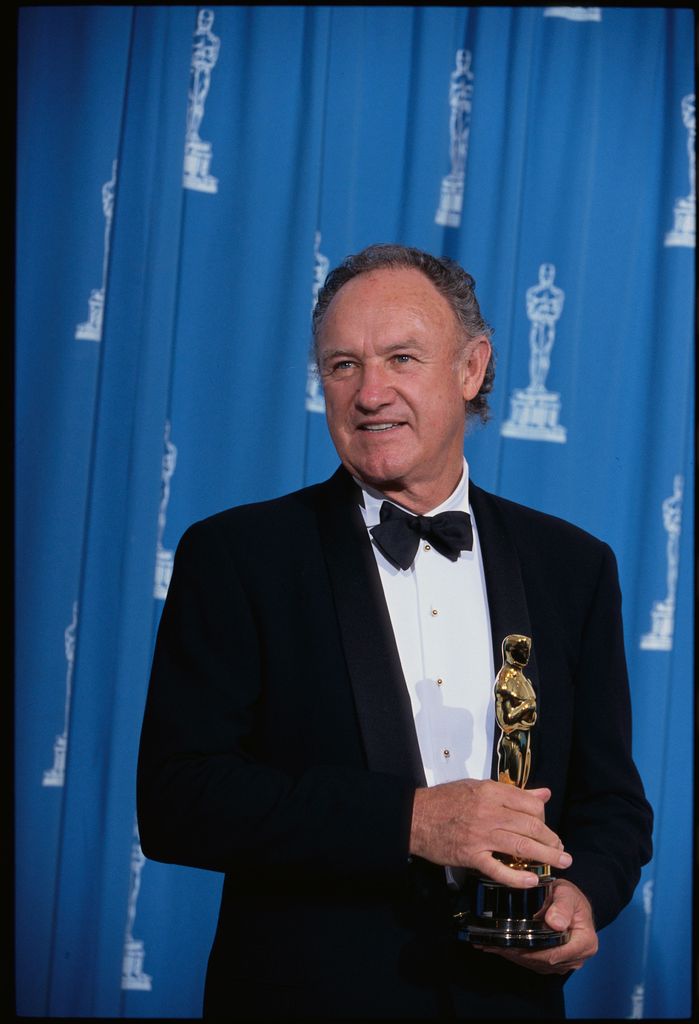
322, 360, 355, 376
393, 354, 413, 364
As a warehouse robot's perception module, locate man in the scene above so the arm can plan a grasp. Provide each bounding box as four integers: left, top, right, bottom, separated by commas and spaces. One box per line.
137, 244, 652, 1019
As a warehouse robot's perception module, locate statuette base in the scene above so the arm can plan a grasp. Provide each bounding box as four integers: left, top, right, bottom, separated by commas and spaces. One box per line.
501, 388, 567, 443
455, 873, 570, 949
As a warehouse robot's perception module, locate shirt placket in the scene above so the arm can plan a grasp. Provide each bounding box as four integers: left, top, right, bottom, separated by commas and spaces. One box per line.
417, 543, 459, 784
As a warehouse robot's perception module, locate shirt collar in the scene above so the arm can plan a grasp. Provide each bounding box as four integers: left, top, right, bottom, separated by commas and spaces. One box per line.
355, 458, 471, 529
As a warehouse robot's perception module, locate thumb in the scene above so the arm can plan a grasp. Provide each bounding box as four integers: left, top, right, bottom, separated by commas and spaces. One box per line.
545, 883, 576, 932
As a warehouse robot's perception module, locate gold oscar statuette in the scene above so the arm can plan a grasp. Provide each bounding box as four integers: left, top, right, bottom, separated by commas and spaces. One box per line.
454, 635, 571, 948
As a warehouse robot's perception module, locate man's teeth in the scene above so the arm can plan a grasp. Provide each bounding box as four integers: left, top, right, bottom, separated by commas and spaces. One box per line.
363, 423, 398, 431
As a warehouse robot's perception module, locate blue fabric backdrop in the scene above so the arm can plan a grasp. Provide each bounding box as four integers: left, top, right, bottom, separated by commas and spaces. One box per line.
16, 5, 694, 1018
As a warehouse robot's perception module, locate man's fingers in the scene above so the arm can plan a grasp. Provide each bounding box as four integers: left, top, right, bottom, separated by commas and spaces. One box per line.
477, 929, 595, 975
511, 786, 556, 811
483, 808, 571, 872
498, 784, 551, 821
470, 853, 541, 888
476, 787, 565, 852
498, 829, 571, 868
490, 804, 556, 840
479, 946, 587, 974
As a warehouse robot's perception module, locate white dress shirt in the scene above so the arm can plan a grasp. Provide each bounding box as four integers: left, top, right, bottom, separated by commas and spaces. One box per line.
357, 459, 495, 788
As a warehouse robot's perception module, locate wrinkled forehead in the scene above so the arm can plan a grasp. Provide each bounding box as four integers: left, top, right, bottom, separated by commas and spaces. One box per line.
318, 267, 460, 342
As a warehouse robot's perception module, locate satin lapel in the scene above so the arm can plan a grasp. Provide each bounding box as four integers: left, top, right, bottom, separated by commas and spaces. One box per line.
315, 468, 426, 786
469, 484, 542, 784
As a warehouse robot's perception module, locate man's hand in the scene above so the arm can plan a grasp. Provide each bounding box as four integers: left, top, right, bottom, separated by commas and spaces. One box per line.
409, 779, 572, 886
475, 879, 599, 974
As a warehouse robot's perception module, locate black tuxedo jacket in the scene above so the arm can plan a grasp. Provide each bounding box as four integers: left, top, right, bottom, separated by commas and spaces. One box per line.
137, 467, 652, 1020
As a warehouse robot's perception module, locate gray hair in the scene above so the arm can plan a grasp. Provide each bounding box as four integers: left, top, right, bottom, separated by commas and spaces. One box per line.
311, 243, 495, 422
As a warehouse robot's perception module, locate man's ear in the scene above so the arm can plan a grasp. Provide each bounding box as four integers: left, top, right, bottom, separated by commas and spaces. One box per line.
462, 336, 492, 401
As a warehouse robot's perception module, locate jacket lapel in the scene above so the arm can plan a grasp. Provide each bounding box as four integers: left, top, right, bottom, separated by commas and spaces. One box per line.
315, 468, 426, 786
469, 483, 542, 784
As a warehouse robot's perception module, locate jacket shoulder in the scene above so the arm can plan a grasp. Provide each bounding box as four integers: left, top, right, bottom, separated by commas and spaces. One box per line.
472, 484, 611, 555
176, 471, 345, 553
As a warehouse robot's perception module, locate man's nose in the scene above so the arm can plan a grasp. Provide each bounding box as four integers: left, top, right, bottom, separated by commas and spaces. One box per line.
354, 363, 393, 411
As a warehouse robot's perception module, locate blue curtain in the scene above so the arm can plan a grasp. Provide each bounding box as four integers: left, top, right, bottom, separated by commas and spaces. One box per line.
16, 6, 693, 1018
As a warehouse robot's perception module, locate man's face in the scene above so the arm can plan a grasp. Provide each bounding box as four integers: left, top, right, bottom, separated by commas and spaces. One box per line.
317, 268, 491, 512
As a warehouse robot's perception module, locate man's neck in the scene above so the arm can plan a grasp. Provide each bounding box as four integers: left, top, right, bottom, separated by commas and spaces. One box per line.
355, 461, 469, 516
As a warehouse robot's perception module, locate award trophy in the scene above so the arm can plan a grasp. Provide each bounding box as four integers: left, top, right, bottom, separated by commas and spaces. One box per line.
454, 635, 570, 948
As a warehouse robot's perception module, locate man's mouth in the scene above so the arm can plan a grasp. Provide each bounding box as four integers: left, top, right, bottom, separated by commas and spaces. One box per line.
359, 423, 402, 432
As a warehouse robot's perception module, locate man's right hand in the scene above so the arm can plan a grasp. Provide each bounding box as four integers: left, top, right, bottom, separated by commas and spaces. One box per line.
409, 780, 572, 887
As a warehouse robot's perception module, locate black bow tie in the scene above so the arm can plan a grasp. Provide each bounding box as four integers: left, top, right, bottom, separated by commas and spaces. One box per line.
370, 501, 473, 571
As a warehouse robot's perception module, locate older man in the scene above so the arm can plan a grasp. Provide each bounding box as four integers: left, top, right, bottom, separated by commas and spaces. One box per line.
137, 244, 652, 1019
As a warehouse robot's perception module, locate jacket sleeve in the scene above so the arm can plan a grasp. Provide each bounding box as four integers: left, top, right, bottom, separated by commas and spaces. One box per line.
136, 517, 416, 881
557, 543, 653, 929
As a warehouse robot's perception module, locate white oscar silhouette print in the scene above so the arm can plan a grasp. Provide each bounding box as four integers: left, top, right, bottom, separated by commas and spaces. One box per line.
153, 421, 178, 601
435, 49, 474, 228
664, 94, 695, 248
75, 160, 117, 341
544, 7, 601, 21
640, 475, 683, 651
501, 263, 567, 443
183, 9, 221, 194
42, 602, 78, 787
305, 231, 330, 414
121, 818, 152, 991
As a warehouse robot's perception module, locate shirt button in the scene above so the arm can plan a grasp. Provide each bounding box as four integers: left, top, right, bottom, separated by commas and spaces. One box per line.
431, 608, 438, 616
443, 749, 451, 759
424, 543, 431, 551
436, 678, 444, 686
